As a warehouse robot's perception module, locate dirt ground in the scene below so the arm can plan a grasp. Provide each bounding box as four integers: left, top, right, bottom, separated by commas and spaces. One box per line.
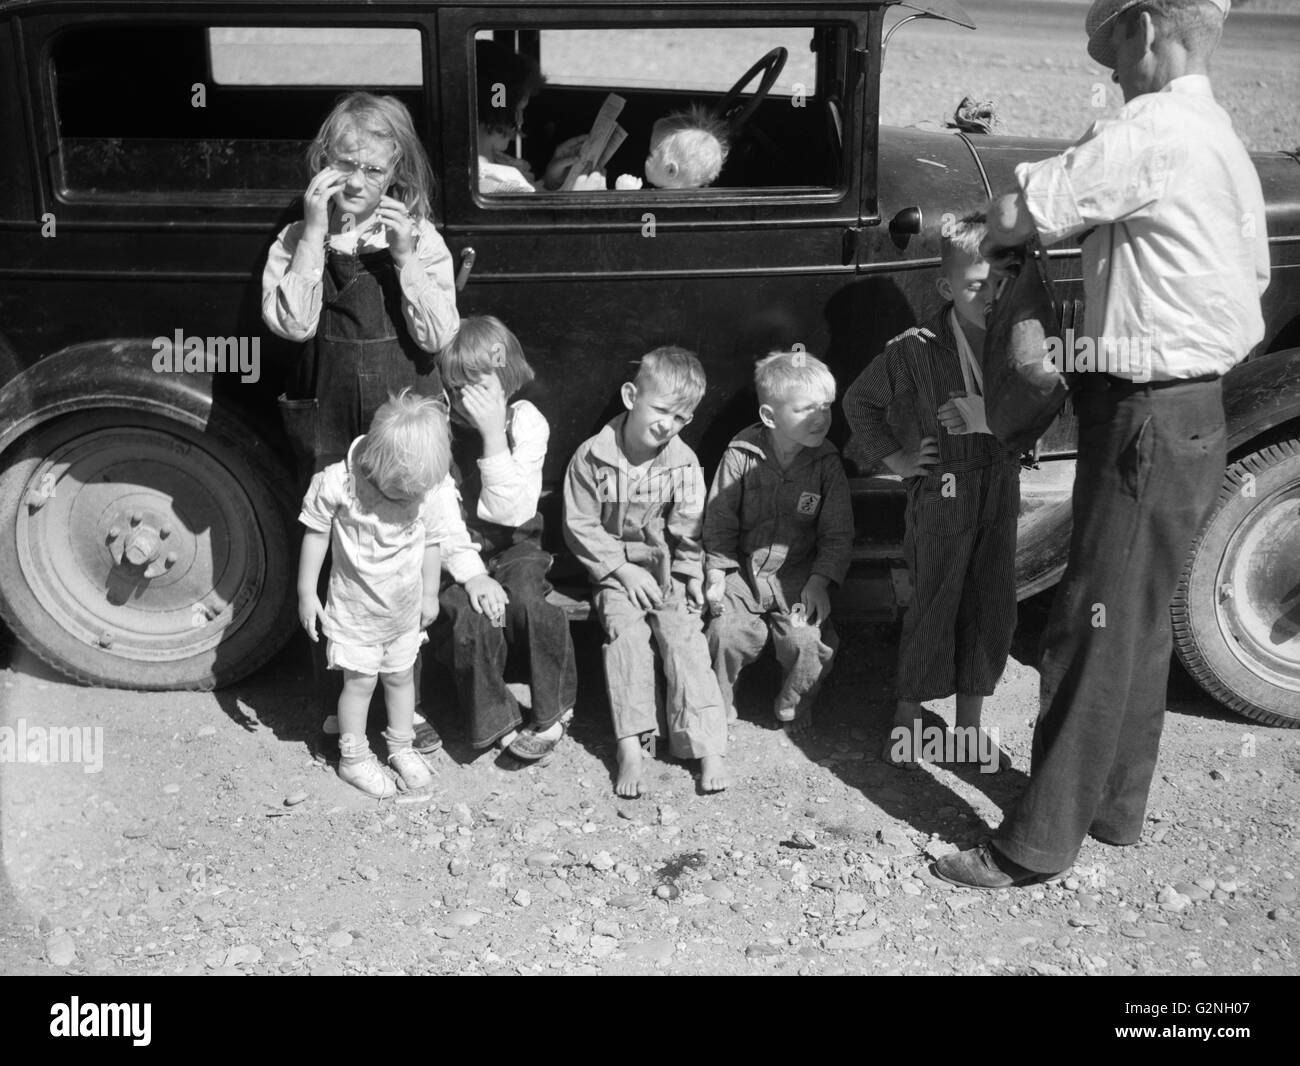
1, 1, 1297, 979
1, 592, 1296, 977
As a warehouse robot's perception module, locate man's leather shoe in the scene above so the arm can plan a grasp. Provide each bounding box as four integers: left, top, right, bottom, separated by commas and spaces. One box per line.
930, 843, 1066, 890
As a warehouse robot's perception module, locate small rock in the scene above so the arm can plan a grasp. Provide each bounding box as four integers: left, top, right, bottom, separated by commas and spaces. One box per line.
946, 893, 979, 913
625, 939, 674, 963
1267, 907, 1291, 921
327, 931, 353, 950
608, 893, 642, 909
1068, 916, 1100, 928
162, 783, 181, 795
513, 890, 532, 908
46, 934, 76, 967
523, 820, 557, 844
746, 942, 782, 958
265, 942, 298, 965
1194, 877, 1216, 892
446, 909, 484, 928
811, 878, 835, 891
825, 929, 883, 951
196, 725, 217, 738
657, 806, 679, 826
525, 851, 559, 869
1063, 877, 1080, 892
1120, 925, 1146, 940
787, 830, 817, 850
284, 791, 308, 807
1218, 880, 1239, 894
834, 892, 868, 917
901, 881, 922, 897
225, 944, 262, 967
876, 827, 911, 850
589, 851, 616, 872
592, 919, 621, 938
358, 866, 379, 882
1175, 881, 1209, 902
123, 825, 150, 840
655, 884, 679, 901
544, 878, 574, 899
701, 882, 735, 903
1054, 936, 1071, 949
589, 935, 619, 958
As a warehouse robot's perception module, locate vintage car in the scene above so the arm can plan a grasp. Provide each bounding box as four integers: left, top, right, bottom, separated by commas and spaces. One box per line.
0, 0, 1297, 726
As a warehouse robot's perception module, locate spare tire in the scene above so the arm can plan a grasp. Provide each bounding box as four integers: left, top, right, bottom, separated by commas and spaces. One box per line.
1171, 438, 1300, 727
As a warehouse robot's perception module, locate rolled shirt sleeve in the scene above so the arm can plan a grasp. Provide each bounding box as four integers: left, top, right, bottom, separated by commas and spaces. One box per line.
421, 476, 487, 583
475, 401, 548, 527
398, 219, 461, 354
262, 222, 325, 342
298, 464, 344, 533
1015, 114, 1171, 246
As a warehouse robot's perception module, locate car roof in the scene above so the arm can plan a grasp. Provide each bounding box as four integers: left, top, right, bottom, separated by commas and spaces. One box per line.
0, 0, 973, 23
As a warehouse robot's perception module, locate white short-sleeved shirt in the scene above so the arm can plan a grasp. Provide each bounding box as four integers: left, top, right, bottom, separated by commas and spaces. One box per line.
299, 438, 471, 645
1015, 76, 1270, 381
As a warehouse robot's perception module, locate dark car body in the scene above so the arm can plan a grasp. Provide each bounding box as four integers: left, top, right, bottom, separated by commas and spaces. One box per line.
1, 0, 1298, 721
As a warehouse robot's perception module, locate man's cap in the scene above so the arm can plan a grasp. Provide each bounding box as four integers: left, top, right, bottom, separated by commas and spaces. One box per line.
1085, 0, 1230, 68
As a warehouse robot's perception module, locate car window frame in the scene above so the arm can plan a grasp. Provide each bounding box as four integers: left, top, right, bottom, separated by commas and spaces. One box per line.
440, 5, 870, 227
25, 10, 440, 223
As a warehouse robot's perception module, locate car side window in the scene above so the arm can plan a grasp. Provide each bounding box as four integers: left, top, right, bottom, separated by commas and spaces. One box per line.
50, 25, 425, 200
473, 25, 843, 199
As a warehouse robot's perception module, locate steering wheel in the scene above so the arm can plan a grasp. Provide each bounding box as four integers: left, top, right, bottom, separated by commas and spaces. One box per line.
714, 47, 788, 134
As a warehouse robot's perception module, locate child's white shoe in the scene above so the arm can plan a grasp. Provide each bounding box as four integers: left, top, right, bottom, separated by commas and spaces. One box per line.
338, 734, 398, 799
388, 748, 436, 792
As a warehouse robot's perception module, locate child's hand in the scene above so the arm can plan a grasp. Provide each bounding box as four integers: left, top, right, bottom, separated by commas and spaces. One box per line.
376, 195, 418, 266
298, 593, 327, 642
799, 576, 832, 626
704, 569, 727, 616
464, 574, 508, 626
615, 562, 664, 611
420, 592, 441, 630
883, 436, 939, 478
459, 373, 509, 440
543, 135, 587, 189
938, 392, 971, 434
684, 576, 705, 611
303, 167, 348, 240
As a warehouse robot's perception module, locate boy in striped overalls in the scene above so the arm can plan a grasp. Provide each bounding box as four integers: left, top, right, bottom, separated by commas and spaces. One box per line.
842, 213, 1020, 770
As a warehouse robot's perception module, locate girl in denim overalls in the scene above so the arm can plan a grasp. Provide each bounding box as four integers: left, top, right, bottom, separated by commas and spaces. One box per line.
262, 92, 460, 760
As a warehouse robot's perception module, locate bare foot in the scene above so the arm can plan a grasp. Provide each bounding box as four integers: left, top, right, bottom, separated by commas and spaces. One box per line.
944, 727, 1013, 773
881, 719, 920, 770
782, 702, 813, 736
615, 736, 646, 798
700, 754, 730, 792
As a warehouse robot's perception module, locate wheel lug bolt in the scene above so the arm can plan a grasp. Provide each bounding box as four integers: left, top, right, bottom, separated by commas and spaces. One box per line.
108, 527, 121, 540
130, 512, 142, 525
165, 553, 177, 567
160, 527, 171, 539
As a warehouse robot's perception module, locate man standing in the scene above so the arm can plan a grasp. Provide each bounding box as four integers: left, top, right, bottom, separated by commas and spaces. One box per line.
933, 0, 1270, 888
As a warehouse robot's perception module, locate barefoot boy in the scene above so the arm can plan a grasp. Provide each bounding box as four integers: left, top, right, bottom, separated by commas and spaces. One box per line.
703, 351, 852, 734
563, 347, 729, 797
842, 213, 1019, 770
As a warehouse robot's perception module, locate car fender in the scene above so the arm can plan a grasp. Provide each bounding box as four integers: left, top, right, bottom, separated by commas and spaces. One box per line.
0, 339, 214, 456
0, 340, 289, 479
1223, 345, 1300, 451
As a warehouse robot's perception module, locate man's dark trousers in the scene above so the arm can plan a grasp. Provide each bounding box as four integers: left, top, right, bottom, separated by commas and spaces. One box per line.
995, 376, 1226, 874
